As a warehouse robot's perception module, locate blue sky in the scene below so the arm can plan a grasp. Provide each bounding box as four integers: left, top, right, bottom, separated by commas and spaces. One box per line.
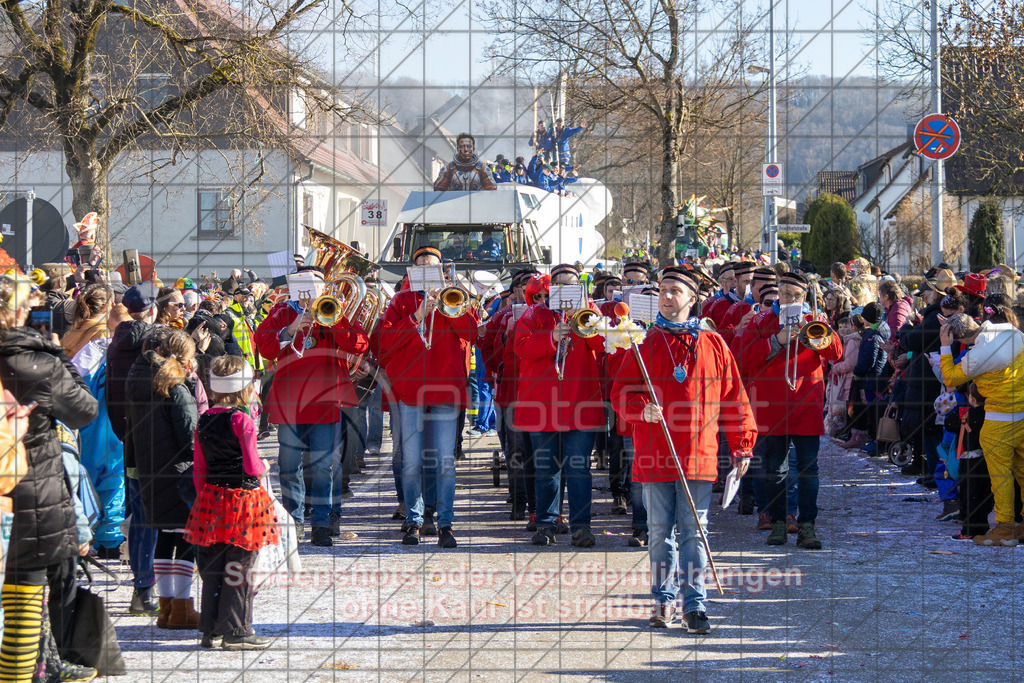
364, 0, 901, 87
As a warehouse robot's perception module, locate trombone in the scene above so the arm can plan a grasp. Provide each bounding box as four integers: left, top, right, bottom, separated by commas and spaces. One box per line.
555, 308, 599, 380
424, 286, 479, 350
783, 275, 835, 389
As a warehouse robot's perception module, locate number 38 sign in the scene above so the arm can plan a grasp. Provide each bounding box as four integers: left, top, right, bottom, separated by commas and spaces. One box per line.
360, 200, 387, 226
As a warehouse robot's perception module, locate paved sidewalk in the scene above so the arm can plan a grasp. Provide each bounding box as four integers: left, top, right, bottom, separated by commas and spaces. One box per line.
103, 433, 1023, 681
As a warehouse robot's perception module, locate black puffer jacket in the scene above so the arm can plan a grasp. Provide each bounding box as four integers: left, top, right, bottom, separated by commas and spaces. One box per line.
107, 319, 154, 443
125, 350, 198, 529
0, 328, 98, 570
898, 302, 943, 409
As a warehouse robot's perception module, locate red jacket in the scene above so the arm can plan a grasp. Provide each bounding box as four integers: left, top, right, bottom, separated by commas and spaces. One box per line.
739, 310, 844, 436
513, 303, 605, 432
611, 329, 756, 483
718, 299, 752, 346
254, 302, 369, 424
480, 305, 512, 382
495, 311, 531, 408
702, 294, 736, 329
376, 290, 479, 407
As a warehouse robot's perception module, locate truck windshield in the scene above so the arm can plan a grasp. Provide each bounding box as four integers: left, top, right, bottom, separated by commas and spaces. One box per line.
405, 225, 509, 262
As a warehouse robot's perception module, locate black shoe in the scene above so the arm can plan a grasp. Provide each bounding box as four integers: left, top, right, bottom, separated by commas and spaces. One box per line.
421, 509, 437, 536
712, 479, 725, 494
796, 523, 823, 550
257, 429, 271, 440
571, 527, 596, 548
222, 634, 272, 651
340, 488, 355, 499
438, 527, 457, 548
392, 503, 405, 521
200, 634, 222, 649
766, 521, 788, 545
58, 660, 97, 681
328, 512, 341, 537
129, 586, 159, 616
94, 545, 121, 560
509, 506, 526, 521
737, 496, 755, 516
627, 529, 648, 547
310, 527, 333, 547
917, 476, 938, 489
611, 495, 628, 515
525, 514, 537, 532
402, 526, 421, 545
684, 611, 710, 634
555, 516, 569, 534
400, 520, 415, 534
531, 528, 555, 546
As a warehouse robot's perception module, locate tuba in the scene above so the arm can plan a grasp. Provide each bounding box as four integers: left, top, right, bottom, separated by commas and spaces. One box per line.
306, 227, 379, 280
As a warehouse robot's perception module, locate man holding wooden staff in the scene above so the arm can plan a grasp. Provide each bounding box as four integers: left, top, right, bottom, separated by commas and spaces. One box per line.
611, 267, 757, 634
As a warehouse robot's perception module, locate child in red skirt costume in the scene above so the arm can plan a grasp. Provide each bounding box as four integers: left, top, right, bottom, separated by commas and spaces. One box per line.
185, 356, 280, 650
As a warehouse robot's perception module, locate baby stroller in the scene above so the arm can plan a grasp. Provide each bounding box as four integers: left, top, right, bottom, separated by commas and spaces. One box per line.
876, 401, 915, 467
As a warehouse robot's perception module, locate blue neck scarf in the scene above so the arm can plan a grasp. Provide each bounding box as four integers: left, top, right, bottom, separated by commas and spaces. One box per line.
655, 314, 703, 335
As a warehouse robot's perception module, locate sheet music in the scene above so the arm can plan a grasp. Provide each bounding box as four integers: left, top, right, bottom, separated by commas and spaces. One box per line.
628, 293, 659, 324
286, 272, 325, 302
511, 303, 528, 322
549, 284, 586, 311
266, 250, 294, 278
407, 265, 446, 293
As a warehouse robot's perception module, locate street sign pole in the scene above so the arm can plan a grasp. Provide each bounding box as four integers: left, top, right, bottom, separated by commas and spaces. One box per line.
931, 0, 943, 266
25, 188, 35, 268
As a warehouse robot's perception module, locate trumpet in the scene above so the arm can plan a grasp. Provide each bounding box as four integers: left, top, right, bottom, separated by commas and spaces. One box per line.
555, 308, 599, 380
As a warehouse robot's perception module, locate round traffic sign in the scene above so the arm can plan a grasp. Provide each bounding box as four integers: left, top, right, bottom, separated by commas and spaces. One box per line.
913, 114, 961, 161
765, 164, 780, 178
0, 198, 74, 267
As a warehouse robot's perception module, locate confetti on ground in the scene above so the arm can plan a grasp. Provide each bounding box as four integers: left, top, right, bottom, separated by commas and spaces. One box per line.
930, 550, 955, 555
413, 620, 435, 627
323, 661, 357, 670
485, 601, 507, 607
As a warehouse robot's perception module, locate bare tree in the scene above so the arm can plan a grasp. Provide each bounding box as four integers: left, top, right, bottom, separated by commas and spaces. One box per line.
0, 0, 373, 251
485, 0, 767, 266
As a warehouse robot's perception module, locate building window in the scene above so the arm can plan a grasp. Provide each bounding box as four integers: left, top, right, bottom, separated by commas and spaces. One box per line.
136, 73, 169, 110
197, 189, 235, 238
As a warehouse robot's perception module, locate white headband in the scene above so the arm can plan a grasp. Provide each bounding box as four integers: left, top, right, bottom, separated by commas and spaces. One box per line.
208, 364, 255, 394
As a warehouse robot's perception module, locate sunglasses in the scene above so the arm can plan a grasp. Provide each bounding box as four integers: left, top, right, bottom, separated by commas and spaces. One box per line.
167, 302, 185, 309
625, 277, 648, 285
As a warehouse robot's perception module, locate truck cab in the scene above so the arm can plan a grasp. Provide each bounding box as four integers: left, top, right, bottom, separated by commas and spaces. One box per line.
377, 182, 610, 286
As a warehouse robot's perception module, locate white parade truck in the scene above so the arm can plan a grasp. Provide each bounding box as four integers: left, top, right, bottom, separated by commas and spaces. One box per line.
375, 179, 611, 285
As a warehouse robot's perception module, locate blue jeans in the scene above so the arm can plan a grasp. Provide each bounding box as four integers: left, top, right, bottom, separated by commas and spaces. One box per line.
367, 383, 384, 452
475, 379, 495, 431
126, 477, 157, 589
278, 422, 336, 528
643, 479, 713, 614
764, 435, 820, 525
622, 437, 647, 532
399, 403, 458, 529
389, 405, 404, 503
529, 430, 596, 531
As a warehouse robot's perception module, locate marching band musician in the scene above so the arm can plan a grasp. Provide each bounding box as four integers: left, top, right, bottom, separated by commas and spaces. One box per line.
718, 266, 778, 344
514, 264, 605, 548
712, 261, 754, 338
376, 246, 480, 549
739, 272, 843, 549
611, 267, 756, 634
480, 269, 538, 521
700, 262, 736, 327
254, 266, 370, 548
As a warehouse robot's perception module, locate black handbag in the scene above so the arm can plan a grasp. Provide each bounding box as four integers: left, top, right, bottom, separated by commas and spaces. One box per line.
65, 560, 127, 676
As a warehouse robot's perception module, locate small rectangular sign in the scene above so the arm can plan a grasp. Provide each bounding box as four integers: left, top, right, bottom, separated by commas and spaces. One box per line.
361, 199, 387, 227
780, 223, 811, 233
762, 163, 784, 197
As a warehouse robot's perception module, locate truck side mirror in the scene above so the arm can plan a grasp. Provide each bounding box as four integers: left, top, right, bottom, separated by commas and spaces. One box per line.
392, 237, 401, 260
541, 246, 552, 265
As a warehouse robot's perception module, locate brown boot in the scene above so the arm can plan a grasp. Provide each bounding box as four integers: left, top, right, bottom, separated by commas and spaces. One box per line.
155, 597, 173, 629
974, 522, 1019, 547
167, 598, 201, 630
